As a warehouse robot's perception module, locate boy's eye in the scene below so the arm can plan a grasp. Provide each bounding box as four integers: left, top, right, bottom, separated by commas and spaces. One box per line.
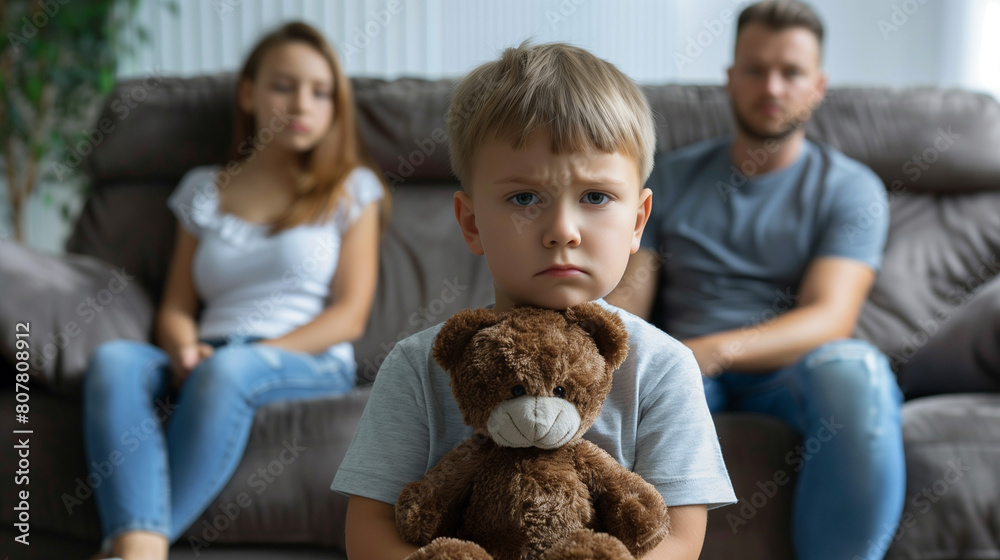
583, 192, 609, 205
510, 193, 539, 206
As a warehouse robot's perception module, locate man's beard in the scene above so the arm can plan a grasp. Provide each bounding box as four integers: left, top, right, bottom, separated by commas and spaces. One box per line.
731, 101, 808, 143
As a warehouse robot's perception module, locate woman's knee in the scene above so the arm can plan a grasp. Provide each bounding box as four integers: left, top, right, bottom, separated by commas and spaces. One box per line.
184, 345, 262, 399
84, 339, 157, 399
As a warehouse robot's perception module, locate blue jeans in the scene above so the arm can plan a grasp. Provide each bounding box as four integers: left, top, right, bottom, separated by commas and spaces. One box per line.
82, 337, 355, 545
704, 339, 905, 560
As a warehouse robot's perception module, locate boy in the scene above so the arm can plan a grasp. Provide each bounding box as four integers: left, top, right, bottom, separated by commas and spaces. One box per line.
332, 42, 736, 560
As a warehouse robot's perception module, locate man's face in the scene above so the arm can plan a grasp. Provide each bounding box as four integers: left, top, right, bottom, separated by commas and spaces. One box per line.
454, 129, 651, 311
726, 23, 826, 142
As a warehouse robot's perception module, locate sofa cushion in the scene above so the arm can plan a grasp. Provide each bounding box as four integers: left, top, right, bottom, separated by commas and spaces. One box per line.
854, 190, 1000, 374
0, 241, 154, 395
885, 394, 1000, 559
65, 183, 177, 307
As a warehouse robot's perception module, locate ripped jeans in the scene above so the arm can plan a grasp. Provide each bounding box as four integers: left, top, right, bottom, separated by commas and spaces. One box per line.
703, 339, 905, 560
82, 337, 355, 545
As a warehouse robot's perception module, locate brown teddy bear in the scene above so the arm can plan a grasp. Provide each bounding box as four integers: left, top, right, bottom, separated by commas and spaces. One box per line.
395, 302, 670, 560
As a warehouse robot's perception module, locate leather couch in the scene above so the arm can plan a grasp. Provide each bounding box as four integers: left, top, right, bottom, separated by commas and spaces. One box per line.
2, 74, 999, 559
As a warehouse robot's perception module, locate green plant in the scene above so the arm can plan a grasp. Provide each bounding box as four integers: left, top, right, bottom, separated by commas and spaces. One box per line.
0, 0, 173, 242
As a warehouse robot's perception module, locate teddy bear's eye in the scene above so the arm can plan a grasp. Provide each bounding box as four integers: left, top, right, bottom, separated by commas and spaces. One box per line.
511, 385, 526, 397
553, 386, 566, 398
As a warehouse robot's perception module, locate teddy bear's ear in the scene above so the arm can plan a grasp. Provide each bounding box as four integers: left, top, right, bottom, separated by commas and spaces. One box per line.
432, 307, 501, 372
564, 303, 630, 371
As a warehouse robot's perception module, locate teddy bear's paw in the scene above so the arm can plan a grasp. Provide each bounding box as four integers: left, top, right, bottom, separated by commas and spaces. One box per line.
602, 495, 670, 555
405, 537, 493, 560
396, 485, 447, 544
540, 530, 634, 560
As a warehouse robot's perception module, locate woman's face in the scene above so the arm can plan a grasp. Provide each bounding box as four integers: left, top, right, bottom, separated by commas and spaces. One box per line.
239, 41, 336, 154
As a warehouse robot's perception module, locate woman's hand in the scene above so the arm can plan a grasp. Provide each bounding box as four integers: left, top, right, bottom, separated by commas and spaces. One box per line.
168, 342, 215, 387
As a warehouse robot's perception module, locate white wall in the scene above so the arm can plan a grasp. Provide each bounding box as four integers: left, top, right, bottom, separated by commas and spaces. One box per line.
7, 0, 1000, 253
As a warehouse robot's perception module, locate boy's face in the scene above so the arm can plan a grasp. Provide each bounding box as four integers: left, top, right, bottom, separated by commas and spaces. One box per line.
454, 128, 652, 312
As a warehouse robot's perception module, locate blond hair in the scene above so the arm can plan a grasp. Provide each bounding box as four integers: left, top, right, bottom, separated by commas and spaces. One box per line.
447, 41, 655, 188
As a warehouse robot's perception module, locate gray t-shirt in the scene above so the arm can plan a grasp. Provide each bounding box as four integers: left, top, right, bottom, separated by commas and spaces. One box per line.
332, 299, 737, 509
641, 137, 889, 340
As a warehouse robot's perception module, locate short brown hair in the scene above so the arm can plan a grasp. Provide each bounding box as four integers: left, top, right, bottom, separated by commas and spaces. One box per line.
447, 41, 655, 188
736, 1, 824, 50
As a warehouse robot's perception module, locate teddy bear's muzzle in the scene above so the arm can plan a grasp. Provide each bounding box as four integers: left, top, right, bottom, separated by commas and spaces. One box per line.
486, 395, 582, 449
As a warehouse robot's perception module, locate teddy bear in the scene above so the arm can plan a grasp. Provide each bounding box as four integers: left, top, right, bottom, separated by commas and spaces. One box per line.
395, 302, 670, 560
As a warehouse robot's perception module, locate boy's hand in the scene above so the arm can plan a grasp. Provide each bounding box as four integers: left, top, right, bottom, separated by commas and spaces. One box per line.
168, 343, 214, 387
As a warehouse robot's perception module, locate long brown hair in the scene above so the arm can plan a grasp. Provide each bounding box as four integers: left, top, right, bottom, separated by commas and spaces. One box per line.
229, 21, 389, 234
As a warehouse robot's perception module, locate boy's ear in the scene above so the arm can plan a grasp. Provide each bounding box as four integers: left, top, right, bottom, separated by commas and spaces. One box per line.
454, 191, 484, 256
433, 307, 499, 372
632, 188, 653, 254
565, 303, 629, 371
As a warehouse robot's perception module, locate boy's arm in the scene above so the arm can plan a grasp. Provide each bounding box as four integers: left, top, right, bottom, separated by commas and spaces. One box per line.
346, 496, 418, 560
641, 504, 706, 560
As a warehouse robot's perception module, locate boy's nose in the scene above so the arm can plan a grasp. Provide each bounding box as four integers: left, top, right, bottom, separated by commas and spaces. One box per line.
542, 202, 581, 248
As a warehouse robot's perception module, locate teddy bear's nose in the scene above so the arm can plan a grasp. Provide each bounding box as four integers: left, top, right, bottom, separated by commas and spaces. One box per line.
486, 395, 582, 449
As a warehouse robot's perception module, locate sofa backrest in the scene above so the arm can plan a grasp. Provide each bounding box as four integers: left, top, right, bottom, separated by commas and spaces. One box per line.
68, 76, 1000, 377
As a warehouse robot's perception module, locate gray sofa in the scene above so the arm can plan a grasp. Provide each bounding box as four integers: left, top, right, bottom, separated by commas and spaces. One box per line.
2, 74, 1000, 559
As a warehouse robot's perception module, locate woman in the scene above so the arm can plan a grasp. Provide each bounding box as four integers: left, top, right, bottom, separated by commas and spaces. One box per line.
84, 21, 389, 560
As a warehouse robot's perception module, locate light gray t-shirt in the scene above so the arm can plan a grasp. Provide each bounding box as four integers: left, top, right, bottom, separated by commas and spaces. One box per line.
166, 165, 384, 362
641, 137, 889, 340
332, 299, 737, 509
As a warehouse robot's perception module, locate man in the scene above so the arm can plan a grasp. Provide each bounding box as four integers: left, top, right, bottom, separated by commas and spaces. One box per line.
608, 2, 904, 559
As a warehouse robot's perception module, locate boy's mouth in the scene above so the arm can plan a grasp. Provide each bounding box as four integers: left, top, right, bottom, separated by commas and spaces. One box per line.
538, 265, 585, 277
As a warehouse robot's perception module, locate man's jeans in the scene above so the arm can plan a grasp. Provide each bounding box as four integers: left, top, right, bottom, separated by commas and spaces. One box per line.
704, 339, 905, 560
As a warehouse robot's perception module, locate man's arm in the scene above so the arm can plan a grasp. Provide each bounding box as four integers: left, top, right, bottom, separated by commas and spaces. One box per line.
606, 248, 660, 320
684, 257, 875, 375
346, 496, 419, 560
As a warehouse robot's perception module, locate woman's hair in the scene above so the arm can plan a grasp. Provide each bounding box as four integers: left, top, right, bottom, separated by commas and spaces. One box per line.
447, 41, 655, 188
229, 21, 389, 234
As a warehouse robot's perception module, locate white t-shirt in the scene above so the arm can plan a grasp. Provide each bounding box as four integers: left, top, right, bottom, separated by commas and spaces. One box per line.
166, 165, 384, 364
331, 299, 737, 510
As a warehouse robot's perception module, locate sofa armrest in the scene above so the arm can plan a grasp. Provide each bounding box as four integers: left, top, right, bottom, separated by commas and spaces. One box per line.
0, 241, 155, 398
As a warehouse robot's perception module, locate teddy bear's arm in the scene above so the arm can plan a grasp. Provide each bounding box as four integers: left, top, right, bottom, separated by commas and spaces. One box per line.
395, 437, 485, 546
574, 441, 670, 558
